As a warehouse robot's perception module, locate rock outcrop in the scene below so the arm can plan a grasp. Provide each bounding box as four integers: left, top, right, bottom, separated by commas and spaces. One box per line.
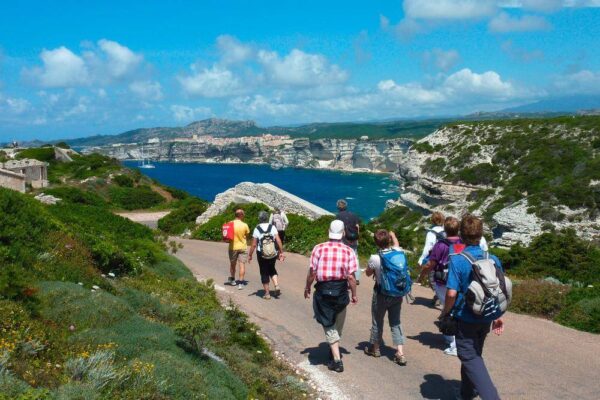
85, 136, 410, 173
196, 182, 333, 225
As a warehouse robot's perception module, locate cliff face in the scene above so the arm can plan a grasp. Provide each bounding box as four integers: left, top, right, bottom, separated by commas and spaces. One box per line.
394, 117, 600, 246
87, 136, 410, 173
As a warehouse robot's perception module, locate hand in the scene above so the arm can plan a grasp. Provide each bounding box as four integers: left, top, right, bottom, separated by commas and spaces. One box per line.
492, 319, 504, 335
304, 287, 311, 299
351, 295, 358, 304
278, 253, 285, 261
248, 255, 253, 263
438, 312, 445, 320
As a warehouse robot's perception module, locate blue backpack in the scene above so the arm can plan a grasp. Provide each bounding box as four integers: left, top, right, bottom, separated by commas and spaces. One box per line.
378, 249, 412, 297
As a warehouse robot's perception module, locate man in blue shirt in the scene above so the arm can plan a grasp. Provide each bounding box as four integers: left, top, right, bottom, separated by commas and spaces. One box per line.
440, 215, 504, 400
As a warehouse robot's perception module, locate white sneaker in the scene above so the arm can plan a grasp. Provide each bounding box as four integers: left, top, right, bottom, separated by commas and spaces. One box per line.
238, 282, 245, 290
444, 347, 458, 357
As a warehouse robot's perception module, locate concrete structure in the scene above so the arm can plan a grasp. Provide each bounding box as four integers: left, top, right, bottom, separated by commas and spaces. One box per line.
0, 168, 26, 192
0, 159, 49, 190
54, 147, 78, 162
196, 182, 333, 225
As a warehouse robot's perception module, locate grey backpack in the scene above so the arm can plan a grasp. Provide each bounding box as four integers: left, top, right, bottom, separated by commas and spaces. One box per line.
460, 251, 512, 320
257, 224, 278, 260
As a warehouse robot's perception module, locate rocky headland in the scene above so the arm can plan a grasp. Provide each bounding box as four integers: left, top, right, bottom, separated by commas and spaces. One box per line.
392, 117, 600, 247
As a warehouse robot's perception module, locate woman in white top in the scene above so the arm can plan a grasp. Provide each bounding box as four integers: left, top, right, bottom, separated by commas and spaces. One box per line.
269, 207, 289, 244
249, 211, 285, 300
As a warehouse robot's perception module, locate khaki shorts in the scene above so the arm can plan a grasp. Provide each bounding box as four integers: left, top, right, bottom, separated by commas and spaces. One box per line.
228, 249, 248, 263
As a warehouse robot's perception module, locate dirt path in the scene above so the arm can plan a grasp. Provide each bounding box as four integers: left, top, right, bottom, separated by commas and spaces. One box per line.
117, 211, 171, 229
174, 239, 600, 400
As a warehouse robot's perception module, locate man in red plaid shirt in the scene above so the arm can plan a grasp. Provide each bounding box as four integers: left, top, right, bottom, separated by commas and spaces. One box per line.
304, 220, 358, 373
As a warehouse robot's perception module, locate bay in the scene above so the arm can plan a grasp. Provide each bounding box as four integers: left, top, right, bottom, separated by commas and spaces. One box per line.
124, 162, 400, 220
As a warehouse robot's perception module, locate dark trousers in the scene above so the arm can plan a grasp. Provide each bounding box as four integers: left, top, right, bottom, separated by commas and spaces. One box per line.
257, 255, 278, 284
456, 321, 500, 400
277, 230, 286, 245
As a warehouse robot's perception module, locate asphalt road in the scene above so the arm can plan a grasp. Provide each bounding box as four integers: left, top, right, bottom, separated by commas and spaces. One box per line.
174, 238, 600, 400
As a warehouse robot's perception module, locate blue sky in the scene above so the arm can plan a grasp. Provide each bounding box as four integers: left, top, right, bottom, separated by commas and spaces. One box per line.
0, 0, 599, 141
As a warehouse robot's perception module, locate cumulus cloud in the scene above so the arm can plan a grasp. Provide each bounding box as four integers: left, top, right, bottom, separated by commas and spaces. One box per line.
404, 0, 497, 20
25, 40, 146, 88
257, 49, 348, 87
129, 80, 163, 101
501, 0, 600, 9
422, 49, 461, 72
26, 46, 89, 88
216, 35, 254, 65
489, 12, 552, 32
229, 95, 300, 118
97, 39, 143, 79
170, 104, 212, 122
178, 65, 245, 97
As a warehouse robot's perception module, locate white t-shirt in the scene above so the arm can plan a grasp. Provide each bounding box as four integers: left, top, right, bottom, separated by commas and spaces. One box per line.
367, 246, 402, 286
252, 223, 279, 253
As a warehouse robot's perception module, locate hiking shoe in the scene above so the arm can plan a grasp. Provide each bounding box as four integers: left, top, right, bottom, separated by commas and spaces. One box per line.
444, 347, 458, 357
363, 346, 381, 358
274, 285, 281, 297
262, 293, 271, 300
327, 359, 344, 373
394, 353, 407, 366
238, 282, 245, 290
227, 277, 236, 286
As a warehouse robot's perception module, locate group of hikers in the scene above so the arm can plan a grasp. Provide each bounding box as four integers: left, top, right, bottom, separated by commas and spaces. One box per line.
222, 202, 511, 400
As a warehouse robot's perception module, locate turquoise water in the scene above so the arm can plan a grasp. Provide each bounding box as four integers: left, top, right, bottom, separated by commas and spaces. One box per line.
124, 162, 400, 220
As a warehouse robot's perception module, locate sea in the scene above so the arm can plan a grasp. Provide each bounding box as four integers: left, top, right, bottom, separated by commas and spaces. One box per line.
123, 161, 400, 220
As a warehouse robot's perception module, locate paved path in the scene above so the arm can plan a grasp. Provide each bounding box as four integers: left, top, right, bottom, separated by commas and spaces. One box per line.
117, 211, 171, 229
174, 239, 600, 400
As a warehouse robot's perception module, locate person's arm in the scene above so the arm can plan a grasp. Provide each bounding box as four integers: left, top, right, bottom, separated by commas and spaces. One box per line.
440, 289, 457, 317
304, 268, 316, 299
269, 213, 273, 224
282, 212, 289, 227
248, 237, 258, 262
275, 232, 285, 261
492, 319, 504, 335
418, 231, 436, 265
365, 255, 377, 277
390, 231, 399, 248
418, 259, 437, 283
348, 273, 358, 304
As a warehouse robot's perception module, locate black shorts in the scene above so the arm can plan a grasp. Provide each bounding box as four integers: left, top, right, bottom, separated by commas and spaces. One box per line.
278, 230, 286, 244
257, 254, 278, 284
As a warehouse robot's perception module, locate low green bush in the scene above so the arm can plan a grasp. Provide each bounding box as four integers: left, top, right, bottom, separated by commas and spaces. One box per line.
109, 186, 165, 210
556, 286, 600, 333
112, 174, 134, 187
509, 280, 569, 319
16, 147, 55, 162
43, 186, 107, 207
158, 197, 209, 234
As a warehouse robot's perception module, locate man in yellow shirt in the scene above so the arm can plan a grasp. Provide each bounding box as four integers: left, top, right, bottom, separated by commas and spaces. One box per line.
228, 209, 250, 290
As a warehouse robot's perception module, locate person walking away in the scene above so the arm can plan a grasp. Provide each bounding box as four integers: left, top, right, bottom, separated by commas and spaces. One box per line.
304, 220, 358, 373
336, 199, 362, 284
421, 216, 465, 356
269, 207, 289, 244
418, 212, 445, 304
248, 211, 285, 299
364, 230, 410, 366
227, 209, 250, 290
440, 214, 510, 400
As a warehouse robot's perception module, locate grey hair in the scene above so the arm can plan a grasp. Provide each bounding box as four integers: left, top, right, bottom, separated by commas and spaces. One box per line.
258, 211, 269, 223
336, 199, 348, 211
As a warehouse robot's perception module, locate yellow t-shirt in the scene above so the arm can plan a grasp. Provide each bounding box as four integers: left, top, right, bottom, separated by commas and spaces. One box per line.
230, 219, 250, 251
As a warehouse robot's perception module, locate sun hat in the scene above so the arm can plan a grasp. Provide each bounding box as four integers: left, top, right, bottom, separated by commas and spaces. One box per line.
329, 220, 345, 240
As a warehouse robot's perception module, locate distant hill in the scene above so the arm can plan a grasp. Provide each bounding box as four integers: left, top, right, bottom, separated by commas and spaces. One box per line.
66, 118, 451, 147
500, 95, 600, 113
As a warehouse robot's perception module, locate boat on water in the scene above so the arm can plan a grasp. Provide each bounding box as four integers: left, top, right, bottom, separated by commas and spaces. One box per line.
270, 161, 284, 170
139, 146, 156, 169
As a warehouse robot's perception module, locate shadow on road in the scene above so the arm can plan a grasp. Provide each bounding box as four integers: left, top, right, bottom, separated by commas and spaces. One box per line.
407, 331, 446, 350
300, 342, 351, 366
355, 341, 400, 361
420, 374, 460, 400
410, 296, 440, 309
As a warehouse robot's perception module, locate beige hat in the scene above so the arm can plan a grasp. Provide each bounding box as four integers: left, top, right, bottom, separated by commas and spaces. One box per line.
329, 220, 345, 240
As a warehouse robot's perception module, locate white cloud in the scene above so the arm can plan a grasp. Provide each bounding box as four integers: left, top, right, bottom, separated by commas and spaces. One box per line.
258, 49, 348, 87
489, 12, 551, 32
26, 46, 89, 88
229, 95, 299, 118
422, 49, 461, 72
4, 97, 31, 114
129, 80, 163, 101
404, 0, 497, 20
216, 35, 254, 65
170, 104, 212, 122
443, 68, 517, 98
178, 65, 245, 97
97, 39, 143, 79
501, 1, 600, 9
501, 40, 544, 62
554, 70, 600, 94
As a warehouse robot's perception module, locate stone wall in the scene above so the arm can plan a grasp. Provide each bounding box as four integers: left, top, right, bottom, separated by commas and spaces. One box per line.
0, 169, 26, 192
196, 182, 333, 225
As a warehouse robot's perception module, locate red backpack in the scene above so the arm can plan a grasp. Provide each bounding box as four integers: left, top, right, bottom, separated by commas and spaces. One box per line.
222, 221, 235, 242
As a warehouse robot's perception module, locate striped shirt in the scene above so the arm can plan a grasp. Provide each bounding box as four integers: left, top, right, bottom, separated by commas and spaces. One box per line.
310, 240, 358, 282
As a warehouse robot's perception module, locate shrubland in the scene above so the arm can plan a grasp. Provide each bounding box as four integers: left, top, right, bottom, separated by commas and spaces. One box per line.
0, 151, 309, 398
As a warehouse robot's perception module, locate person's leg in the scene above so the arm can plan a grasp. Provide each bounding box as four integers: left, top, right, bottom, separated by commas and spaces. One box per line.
278, 230, 285, 245
435, 283, 456, 351
352, 244, 361, 282
323, 309, 346, 361
456, 321, 499, 400
269, 260, 281, 296
228, 249, 237, 284
369, 291, 386, 353
387, 296, 405, 355
257, 256, 271, 297
238, 250, 247, 285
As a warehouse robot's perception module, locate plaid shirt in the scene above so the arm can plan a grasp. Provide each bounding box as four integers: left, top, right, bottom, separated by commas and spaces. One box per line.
310, 240, 358, 282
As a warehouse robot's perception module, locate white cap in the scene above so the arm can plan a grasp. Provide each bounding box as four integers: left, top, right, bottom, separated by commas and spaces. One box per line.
329, 220, 345, 240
